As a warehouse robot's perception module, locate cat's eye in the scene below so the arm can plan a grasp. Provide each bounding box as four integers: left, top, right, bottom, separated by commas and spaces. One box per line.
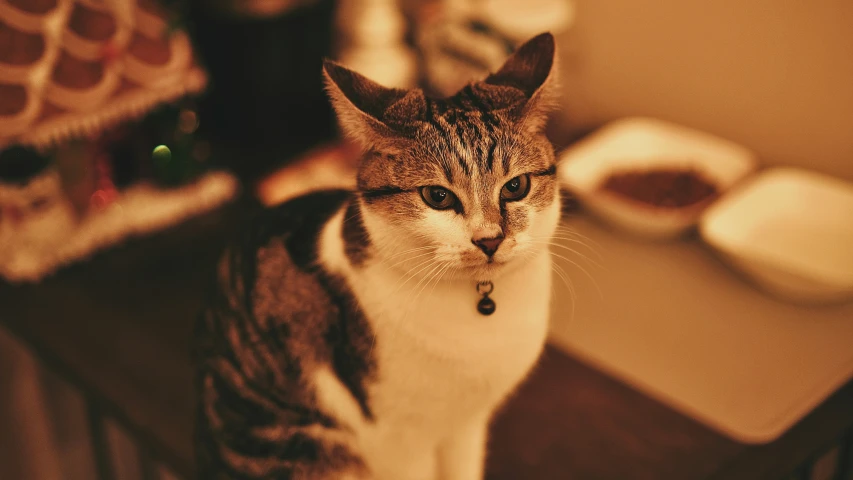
500, 174, 530, 201
420, 186, 457, 210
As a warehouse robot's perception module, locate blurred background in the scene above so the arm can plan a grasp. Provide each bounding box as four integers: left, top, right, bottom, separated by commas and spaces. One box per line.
554, 0, 853, 182
1, 0, 852, 479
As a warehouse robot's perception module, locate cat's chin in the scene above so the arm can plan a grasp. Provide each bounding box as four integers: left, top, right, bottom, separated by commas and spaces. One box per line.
466, 247, 546, 282
466, 259, 517, 283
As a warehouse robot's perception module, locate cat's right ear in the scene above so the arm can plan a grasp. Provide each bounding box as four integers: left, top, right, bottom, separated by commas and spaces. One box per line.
482, 32, 559, 134
323, 61, 419, 150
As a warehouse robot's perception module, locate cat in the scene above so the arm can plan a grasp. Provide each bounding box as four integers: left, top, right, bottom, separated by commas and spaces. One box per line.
194, 32, 562, 480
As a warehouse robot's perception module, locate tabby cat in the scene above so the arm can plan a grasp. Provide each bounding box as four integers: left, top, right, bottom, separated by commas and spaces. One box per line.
194, 32, 562, 480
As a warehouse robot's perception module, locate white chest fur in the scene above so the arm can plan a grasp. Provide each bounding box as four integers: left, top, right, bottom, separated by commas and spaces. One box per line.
317, 207, 552, 431
363, 256, 551, 422
313, 206, 554, 480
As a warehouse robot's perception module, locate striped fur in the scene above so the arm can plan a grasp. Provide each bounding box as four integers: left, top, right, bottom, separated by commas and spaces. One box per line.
194, 33, 561, 480
195, 191, 374, 479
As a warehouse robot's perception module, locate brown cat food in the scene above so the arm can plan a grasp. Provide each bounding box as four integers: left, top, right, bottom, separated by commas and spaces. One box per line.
600, 168, 718, 208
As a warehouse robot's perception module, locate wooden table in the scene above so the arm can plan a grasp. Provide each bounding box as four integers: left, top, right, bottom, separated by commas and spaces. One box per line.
2, 198, 852, 480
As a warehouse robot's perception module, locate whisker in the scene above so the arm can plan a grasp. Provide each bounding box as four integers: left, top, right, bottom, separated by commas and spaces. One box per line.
529, 240, 605, 270
545, 233, 605, 259
384, 250, 435, 272
546, 240, 604, 265
551, 262, 576, 321
402, 260, 446, 321
553, 225, 595, 238
550, 258, 574, 297
390, 257, 438, 299
392, 259, 440, 324
411, 261, 445, 300
553, 226, 604, 250
547, 250, 603, 300
383, 251, 434, 267
425, 261, 452, 304
383, 245, 434, 258
511, 248, 574, 318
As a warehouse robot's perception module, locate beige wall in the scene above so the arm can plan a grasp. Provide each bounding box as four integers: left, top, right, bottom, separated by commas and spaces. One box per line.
557, 0, 853, 181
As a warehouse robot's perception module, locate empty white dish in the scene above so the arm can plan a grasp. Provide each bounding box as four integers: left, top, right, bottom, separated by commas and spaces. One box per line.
559, 117, 758, 239
699, 167, 853, 304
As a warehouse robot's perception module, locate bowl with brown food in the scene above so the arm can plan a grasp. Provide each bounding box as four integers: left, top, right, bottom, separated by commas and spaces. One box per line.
559, 117, 758, 239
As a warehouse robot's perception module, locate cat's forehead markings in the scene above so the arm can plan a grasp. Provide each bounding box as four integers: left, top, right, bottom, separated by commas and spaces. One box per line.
420, 91, 549, 185
444, 128, 473, 178
452, 124, 489, 176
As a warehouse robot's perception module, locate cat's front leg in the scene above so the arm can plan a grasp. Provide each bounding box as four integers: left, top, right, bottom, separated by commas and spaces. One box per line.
438, 415, 490, 480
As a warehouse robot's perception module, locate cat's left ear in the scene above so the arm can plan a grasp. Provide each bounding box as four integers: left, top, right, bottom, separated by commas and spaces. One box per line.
483, 32, 559, 134
323, 61, 425, 150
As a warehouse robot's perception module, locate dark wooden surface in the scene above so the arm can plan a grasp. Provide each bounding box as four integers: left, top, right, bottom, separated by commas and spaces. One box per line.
2, 199, 852, 480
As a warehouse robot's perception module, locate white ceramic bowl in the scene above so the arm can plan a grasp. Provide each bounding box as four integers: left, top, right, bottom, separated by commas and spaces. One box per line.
559, 117, 758, 239
699, 167, 853, 304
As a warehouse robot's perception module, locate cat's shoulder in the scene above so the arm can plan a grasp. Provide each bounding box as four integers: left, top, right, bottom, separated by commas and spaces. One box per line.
246, 189, 351, 255
212, 189, 352, 304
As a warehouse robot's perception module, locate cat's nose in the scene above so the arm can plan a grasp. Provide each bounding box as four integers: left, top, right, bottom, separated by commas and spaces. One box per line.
472, 236, 504, 257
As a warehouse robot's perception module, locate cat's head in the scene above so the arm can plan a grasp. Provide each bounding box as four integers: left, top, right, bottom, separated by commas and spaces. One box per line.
324, 33, 561, 282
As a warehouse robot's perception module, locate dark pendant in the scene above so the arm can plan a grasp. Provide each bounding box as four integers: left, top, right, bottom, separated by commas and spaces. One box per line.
477, 296, 496, 315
